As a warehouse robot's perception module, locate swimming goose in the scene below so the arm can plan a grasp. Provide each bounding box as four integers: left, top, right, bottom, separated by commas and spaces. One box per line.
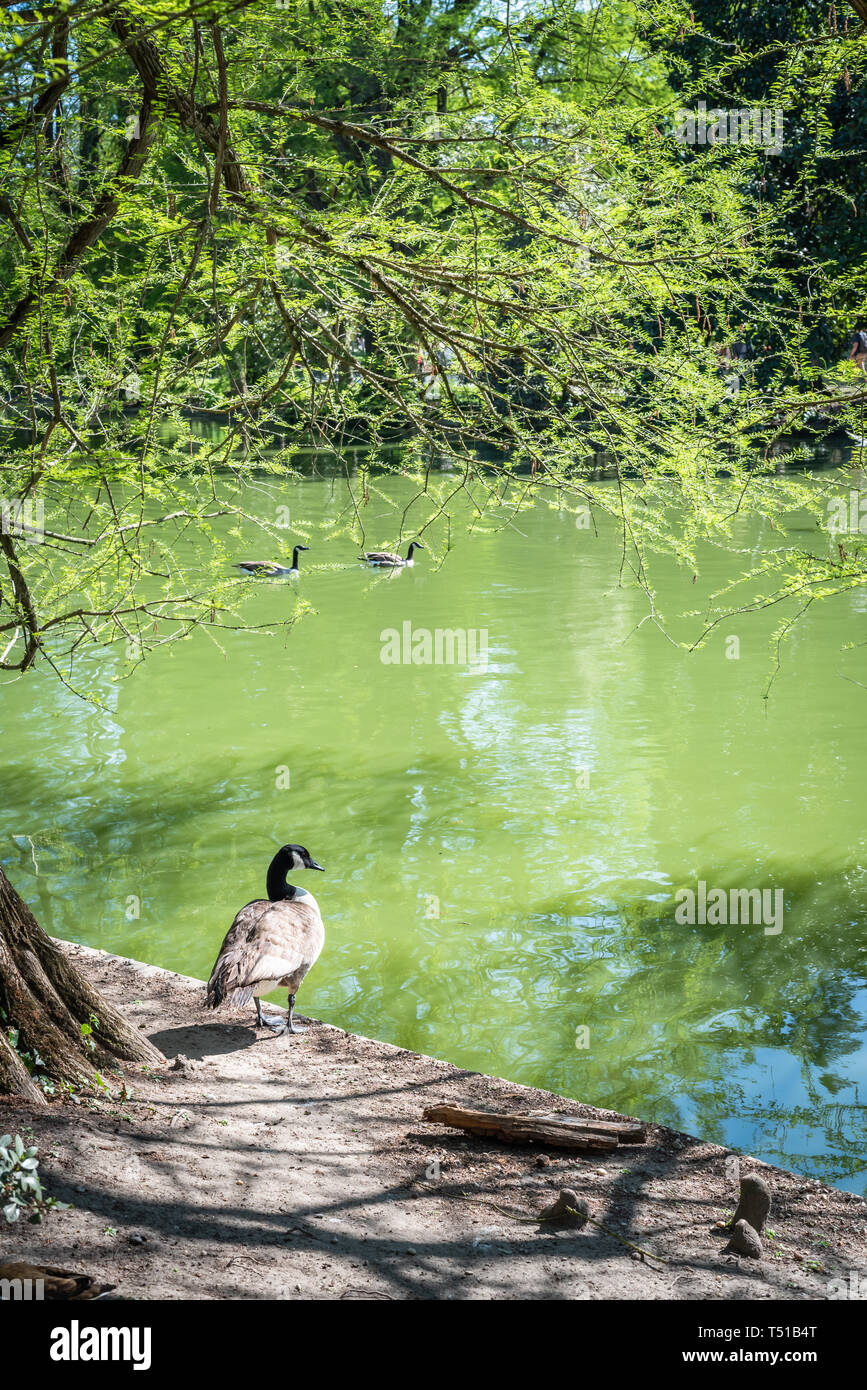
206, 844, 325, 1035
236, 545, 309, 577
358, 541, 424, 568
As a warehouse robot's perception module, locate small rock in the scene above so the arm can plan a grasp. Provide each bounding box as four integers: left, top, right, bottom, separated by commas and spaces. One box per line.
535, 1155, 550, 1168
128, 1233, 147, 1245
724, 1218, 763, 1259
538, 1188, 590, 1229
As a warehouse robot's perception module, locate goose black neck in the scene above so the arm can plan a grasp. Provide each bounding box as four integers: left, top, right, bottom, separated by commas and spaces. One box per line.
266, 855, 296, 901
292, 546, 302, 567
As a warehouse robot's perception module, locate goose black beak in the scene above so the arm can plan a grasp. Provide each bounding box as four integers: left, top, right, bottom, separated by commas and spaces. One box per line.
309, 859, 325, 871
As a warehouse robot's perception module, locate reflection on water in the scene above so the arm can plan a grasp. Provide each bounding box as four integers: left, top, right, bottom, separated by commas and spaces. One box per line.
2, 461, 866, 1190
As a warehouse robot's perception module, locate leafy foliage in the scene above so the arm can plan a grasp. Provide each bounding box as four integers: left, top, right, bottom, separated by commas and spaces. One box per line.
0, 1132, 68, 1223
664, 0, 867, 367
0, 0, 865, 685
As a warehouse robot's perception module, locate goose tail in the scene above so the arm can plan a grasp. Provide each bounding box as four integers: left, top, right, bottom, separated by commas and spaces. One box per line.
206, 959, 253, 1011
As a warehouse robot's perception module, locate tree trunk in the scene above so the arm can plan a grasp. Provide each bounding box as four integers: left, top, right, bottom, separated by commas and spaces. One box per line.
0, 866, 164, 1102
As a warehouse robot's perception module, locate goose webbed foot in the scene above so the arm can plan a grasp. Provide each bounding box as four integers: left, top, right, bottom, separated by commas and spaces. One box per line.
255, 998, 287, 1033
254, 996, 306, 1035
262, 1015, 290, 1034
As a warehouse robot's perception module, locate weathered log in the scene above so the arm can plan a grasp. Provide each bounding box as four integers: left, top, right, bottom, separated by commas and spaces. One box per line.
422, 1103, 646, 1150
536, 1112, 647, 1143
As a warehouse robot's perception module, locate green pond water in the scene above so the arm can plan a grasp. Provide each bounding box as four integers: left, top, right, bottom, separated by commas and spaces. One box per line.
2, 455, 866, 1191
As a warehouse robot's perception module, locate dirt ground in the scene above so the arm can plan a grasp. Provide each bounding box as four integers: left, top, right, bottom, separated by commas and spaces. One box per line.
1, 942, 865, 1300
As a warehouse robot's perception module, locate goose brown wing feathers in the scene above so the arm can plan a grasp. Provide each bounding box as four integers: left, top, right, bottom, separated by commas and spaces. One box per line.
206, 899, 323, 1008
0, 1261, 116, 1300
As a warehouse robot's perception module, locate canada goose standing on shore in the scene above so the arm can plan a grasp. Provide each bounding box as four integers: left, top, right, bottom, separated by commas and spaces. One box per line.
236, 545, 309, 577
358, 540, 424, 568
206, 844, 325, 1034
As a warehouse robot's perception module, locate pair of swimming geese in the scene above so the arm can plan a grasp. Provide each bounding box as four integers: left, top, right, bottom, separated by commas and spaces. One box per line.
236, 540, 424, 577
206, 844, 325, 1035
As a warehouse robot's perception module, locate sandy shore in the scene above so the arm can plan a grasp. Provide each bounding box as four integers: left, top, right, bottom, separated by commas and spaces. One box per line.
0, 941, 864, 1300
